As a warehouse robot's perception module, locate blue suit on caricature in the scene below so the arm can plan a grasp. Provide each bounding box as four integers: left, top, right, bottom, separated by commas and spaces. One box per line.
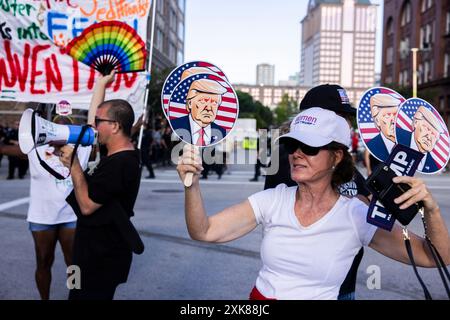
171, 115, 227, 145
366, 134, 390, 161
396, 127, 439, 172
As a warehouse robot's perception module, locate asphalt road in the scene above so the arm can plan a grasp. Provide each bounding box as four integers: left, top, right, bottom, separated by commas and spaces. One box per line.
1, 154, 449, 300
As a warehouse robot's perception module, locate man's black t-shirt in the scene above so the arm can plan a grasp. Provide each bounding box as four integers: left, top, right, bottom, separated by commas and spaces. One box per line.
67, 150, 141, 289
263, 145, 370, 297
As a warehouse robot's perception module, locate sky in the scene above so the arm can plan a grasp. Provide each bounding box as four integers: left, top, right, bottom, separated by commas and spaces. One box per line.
184, 0, 384, 85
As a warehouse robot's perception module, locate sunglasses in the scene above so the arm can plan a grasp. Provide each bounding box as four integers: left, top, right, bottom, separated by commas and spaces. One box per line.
283, 139, 328, 156
94, 117, 117, 126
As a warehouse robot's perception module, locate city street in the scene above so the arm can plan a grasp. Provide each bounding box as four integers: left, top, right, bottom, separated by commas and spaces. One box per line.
1, 150, 450, 300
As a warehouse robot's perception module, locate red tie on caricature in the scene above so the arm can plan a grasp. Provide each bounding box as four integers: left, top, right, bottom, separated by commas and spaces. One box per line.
196, 128, 206, 146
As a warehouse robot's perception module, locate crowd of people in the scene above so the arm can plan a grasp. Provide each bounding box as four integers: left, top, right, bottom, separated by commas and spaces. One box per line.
1, 80, 449, 301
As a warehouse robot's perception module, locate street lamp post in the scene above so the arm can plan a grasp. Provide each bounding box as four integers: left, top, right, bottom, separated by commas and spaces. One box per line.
411, 48, 419, 98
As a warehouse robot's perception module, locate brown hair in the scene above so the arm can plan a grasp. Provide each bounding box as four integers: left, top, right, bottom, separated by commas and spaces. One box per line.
327, 142, 355, 189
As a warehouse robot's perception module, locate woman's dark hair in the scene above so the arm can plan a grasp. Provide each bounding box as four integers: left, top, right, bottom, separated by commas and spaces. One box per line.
327, 142, 355, 189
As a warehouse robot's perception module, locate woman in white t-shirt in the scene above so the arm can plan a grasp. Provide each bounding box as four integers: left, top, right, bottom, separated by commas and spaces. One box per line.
2, 113, 92, 300
177, 107, 450, 300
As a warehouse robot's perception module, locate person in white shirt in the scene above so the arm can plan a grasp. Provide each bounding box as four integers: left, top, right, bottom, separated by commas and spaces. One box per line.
27, 117, 92, 300
1, 113, 92, 300
177, 107, 450, 300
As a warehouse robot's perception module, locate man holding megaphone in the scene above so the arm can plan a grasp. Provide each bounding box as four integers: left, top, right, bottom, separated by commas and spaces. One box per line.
59, 71, 142, 300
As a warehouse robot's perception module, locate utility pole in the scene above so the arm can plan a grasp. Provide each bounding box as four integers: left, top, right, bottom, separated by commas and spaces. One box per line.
411, 48, 419, 98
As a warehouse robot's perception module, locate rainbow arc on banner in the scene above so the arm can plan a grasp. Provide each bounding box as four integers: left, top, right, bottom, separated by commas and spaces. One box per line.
65, 21, 147, 75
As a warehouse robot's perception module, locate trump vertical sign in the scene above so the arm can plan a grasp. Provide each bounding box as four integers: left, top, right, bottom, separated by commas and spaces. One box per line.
395, 98, 450, 174
162, 61, 239, 147
0, 0, 151, 118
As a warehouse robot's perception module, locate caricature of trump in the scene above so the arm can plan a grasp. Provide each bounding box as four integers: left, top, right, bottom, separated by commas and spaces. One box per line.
396, 105, 444, 172
412, 106, 442, 153
171, 74, 227, 146
366, 93, 402, 160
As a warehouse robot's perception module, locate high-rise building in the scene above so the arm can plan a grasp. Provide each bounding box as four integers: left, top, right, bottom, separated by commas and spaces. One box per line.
150, 0, 186, 72
300, 0, 377, 89
381, 0, 450, 127
256, 63, 275, 86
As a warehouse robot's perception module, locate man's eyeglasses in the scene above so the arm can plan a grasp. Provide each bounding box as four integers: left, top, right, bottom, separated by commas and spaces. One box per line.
283, 139, 327, 156
94, 117, 117, 126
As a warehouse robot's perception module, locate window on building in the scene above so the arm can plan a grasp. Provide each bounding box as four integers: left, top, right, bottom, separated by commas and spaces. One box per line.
168, 42, 176, 63
169, 8, 177, 31
157, 0, 164, 14
177, 50, 184, 65
178, 21, 184, 41
418, 64, 423, 84
386, 47, 393, 65
387, 17, 394, 35
399, 37, 410, 59
401, 1, 411, 27
178, 0, 185, 12
424, 61, 430, 83
446, 12, 450, 35
445, 53, 450, 78
420, 26, 425, 49
421, 0, 426, 12
155, 28, 163, 50
399, 70, 409, 86
425, 23, 433, 46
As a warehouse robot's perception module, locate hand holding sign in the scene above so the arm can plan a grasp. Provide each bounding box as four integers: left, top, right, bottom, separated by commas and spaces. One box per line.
177, 145, 203, 187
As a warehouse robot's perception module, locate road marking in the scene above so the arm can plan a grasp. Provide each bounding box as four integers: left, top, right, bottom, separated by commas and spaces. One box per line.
0, 197, 30, 211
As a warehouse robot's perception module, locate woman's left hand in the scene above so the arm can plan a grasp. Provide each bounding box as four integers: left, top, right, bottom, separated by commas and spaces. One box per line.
59, 145, 76, 168
393, 175, 439, 213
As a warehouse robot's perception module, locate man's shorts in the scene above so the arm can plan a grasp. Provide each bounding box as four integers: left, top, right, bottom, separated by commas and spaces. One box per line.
29, 221, 77, 232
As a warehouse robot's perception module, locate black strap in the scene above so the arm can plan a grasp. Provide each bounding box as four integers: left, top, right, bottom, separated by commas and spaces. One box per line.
31, 111, 90, 180
425, 238, 450, 298
420, 212, 450, 298
404, 237, 433, 300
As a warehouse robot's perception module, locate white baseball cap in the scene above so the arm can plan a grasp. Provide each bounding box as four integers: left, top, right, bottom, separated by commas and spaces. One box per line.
277, 107, 351, 148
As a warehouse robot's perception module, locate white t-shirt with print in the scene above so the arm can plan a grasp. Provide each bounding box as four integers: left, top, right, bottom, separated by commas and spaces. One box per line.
27, 145, 91, 225
248, 184, 377, 300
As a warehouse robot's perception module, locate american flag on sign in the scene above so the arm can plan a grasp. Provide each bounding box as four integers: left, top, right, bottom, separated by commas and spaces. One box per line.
357, 87, 405, 143
396, 98, 450, 173
161, 61, 227, 116
168, 73, 238, 131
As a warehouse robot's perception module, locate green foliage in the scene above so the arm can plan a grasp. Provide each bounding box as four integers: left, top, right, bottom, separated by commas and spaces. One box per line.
274, 94, 297, 125
146, 68, 172, 125
236, 91, 273, 129
236, 91, 256, 113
